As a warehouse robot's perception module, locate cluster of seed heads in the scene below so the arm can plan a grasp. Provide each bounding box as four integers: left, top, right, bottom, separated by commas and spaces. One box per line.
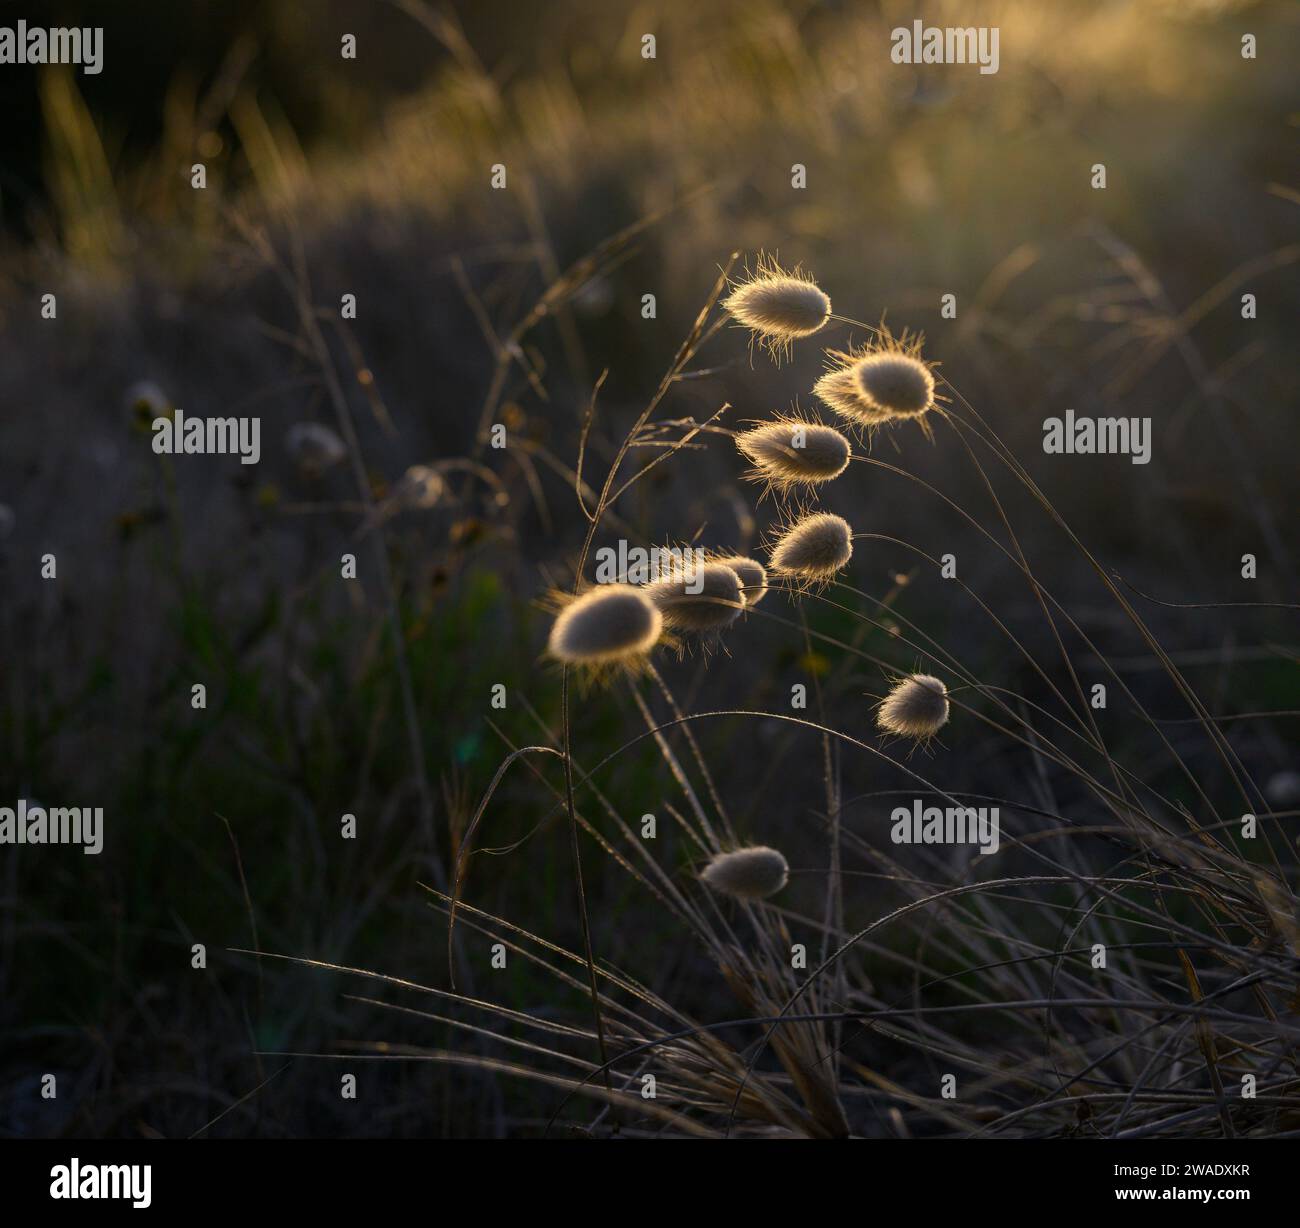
647, 561, 746, 632
545, 554, 772, 670
543, 257, 954, 911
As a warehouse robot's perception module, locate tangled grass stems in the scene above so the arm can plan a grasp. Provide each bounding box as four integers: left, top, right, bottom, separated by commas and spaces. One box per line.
554, 253, 742, 1101
825, 335, 1284, 875
839, 433, 1277, 872
931, 394, 1282, 870
734, 583, 1187, 860
462, 692, 1294, 1134
726, 864, 1300, 1138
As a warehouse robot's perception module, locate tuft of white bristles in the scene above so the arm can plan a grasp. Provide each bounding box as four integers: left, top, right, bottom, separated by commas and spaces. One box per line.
878, 673, 950, 739
647, 561, 746, 632
722, 257, 831, 361
547, 585, 663, 666
735, 419, 850, 491
768, 512, 854, 585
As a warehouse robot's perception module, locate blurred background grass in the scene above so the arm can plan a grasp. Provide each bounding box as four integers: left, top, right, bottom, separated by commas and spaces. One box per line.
0, 0, 1296, 1136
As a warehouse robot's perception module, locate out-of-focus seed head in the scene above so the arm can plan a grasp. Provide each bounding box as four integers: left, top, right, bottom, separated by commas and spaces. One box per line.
399, 464, 447, 509
700, 846, 790, 900
125, 381, 171, 432
713, 554, 769, 608
878, 673, 950, 739
286, 422, 347, 476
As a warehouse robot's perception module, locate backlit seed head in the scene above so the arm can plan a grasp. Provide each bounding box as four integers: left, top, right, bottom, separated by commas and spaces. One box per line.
816, 324, 942, 433
647, 561, 745, 632
813, 366, 893, 428
285, 422, 347, 475
877, 673, 950, 739
722, 255, 831, 362
399, 464, 447, 509
713, 554, 769, 608
124, 380, 170, 431
735, 417, 850, 493
768, 512, 853, 586
700, 846, 790, 900
854, 353, 935, 418
547, 584, 663, 666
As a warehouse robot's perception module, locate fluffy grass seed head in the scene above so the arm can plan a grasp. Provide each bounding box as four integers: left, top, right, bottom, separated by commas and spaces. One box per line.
399, 463, 447, 509
768, 511, 853, 589
735, 416, 850, 494
700, 846, 790, 900
877, 673, 950, 740
285, 422, 347, 476
547, 584, 663, 669
722, 255, 831, 363
815, 324, 942, 434
125, 380, 171, 432
646, 560, 746, 633
712, 554, 769, 608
